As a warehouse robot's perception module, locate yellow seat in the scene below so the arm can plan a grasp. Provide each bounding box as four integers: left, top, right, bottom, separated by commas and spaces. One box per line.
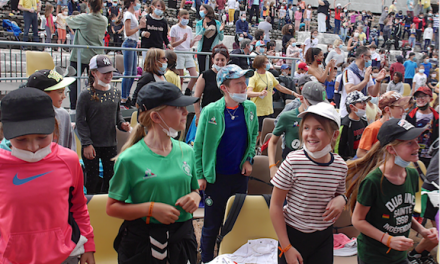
87, 194, 123, 264
218, 195, 277, 255
248, 156, 272, 195
116, 129, 131, 154
403, 83, 411, 96
410, 161, 427, 214
25, 51, 55, 77
74, 132, 82, 160
431, 93, 438, 107
130, 111, 138, 128
260, 118, 276, 146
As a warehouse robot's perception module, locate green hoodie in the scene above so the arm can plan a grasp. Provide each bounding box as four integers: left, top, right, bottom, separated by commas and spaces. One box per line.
194, 98, 258, 183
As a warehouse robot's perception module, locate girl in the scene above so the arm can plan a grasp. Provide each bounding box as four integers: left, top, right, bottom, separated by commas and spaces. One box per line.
132, 48, 168, 106
347, 29, 362, 57
76, 55, 130, 194
193, 44, 229, 126
346, 119, 438, 264
340, 10, 350, 43
57, 7, 69, 46
325, 39, 346, 73
303, 30, 318, 56
281, 24, 294, 54
408, 23, 416, 49
140, 0, 171, 56
0, 88, 95, 264
121, 0, 146, 107
285, 38, 300, 64
412, 65, 428, 93
305, 47, 335, 84
270, 102, 347, 264
269, 2, 276, 25
227, 0, 236, 24
106, 82, 200, 263
44, 4, 55, 50
304, 5, 312, 32
111, 13, 124, 49
386, 72, 404, 94
294, 7, 302, 33
164, 50, 181, 90
298, 0, 306, 21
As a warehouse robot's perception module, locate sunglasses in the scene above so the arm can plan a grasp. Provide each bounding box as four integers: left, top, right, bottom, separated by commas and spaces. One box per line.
214, 47, 228, 53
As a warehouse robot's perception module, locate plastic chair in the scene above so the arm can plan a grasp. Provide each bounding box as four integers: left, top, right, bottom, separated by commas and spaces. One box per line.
402, 83, 411, 96
111, 54, 124, 86
248, 156, 273, 195
431, 93, 438, 107
86, 194, 123, 264
218, 195, 278, 255
410, 160, 427, 214
74, 131, 82, 160
261, 133, 272, 156
260, 118, 276, 146
116, 129, 130, 154
25, 51, 55, 77
130, 111, 138, 128
380, 83, 388, 95
333, 209, 359, 263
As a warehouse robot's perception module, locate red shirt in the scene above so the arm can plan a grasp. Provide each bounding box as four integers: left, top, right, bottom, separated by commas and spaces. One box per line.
217, 0, 226, 9
390, 62, 405, 80
335, 8, 341, 20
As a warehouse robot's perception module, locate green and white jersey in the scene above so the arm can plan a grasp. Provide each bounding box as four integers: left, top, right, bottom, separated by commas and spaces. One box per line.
357, 167, 419, 264
272, 108, 302, 152
109, 138, 200, 224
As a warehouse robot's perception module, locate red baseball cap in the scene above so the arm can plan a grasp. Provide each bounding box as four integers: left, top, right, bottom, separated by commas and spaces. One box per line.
298, 62, 308, 71
414, 86, 433, 97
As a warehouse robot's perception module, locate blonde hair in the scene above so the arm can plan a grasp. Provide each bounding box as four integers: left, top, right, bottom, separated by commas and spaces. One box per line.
45, 3, 54, 18
298, 113, 339, 149
143, 48, 164, 75
345, 140, 402, 212
333, 39, 342, 47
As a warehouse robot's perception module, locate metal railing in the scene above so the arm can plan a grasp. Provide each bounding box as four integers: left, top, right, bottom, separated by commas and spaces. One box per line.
0, 41, 300, 101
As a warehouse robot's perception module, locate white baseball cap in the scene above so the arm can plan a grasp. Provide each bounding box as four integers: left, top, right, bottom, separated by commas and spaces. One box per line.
297, 102, 341, 128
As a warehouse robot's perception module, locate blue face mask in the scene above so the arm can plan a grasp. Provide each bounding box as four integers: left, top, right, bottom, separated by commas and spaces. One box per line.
154, 8, 163, 16
199, 10, 206, 18
364, 59, 372, 68
265, 63, 270, 71
213, 64, 223, 71
238, 37, 244, 42
112, 3, 117, 6
392, 147, 411, 167
412, 57, 417, 62
339, 44, 343, 49
260, 48, 265, 53
249, 45, 253, 52
291, 42, 296, 47
159, 62, 167, 73
180, 18, 189, 26
227, 88, 247, 103
134, 3, 141, 11
241, 17, 246, 21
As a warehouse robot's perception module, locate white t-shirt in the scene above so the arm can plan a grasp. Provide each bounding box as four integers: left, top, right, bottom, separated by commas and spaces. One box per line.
341, 67, 375, 117
335, 74, 342, 94
371, 51, 381, 62
413, 73, 427, 90
124, 11, 139, 41
294, 71, 306, 79
227, 0, 236, 9
424, 27, 433, 40
304, 37, 318, 56
170, 24, 193, 51
279, 8, 286, 17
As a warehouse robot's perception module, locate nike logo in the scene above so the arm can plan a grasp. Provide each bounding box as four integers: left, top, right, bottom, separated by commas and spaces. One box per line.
13, 171, 52, 186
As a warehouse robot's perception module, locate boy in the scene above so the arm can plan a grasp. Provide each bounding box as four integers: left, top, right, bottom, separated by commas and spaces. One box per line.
421, 54, 432, 76
371, 66, 380, 83
27, 69, 76, 151
335, 91, 369, 160
403, 52, 418, 89
194, 65, 258, 264
412, 64, 427, 94
423, 23, 433, 50
405, 86, 439, 167
294, 62, 308, 79
268, 81, 328, 177
370, 44, 381, 68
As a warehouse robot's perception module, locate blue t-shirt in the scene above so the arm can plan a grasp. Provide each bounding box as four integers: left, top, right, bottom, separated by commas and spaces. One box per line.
325, 80, 335, 99
403, 60, 418, 79
216, 104, 248, 175
421, 62, 432, 76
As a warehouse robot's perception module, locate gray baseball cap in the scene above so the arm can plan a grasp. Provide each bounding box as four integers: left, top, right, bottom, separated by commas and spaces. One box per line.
302, 81, 329, 105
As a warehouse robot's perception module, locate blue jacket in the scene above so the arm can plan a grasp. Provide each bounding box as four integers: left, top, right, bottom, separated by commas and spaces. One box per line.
196, 19, 224, 52
236, 19, 249, 34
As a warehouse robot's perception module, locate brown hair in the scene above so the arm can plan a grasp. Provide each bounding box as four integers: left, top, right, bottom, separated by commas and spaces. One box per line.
298, 113, 339, 149
88, 0, 102, 13
88, 69, 100, 102
281, 24, 294, 36
144, 48, 165, 75
211, 44, 230, 60
201, 4, 215, 20
149, 0, 166, 13
305, 47, 321, 65
165, 50, 179, 75
123, 0, 135, 9
178, 9, 189, 16
252, 55, 268, 69
45, 3, 54, 18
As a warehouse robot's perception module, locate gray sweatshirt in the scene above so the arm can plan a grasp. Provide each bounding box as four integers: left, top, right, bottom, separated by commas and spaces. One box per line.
54, 106, 76, 151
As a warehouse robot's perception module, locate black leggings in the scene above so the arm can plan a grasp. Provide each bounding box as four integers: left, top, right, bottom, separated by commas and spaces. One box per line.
357, 255, 410, 264
82, 145, 117, 194
278, 225, 333, 264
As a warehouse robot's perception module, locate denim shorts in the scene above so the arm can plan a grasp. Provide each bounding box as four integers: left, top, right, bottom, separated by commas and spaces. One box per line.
57, 0, 67, 6
122, 38, 138, 48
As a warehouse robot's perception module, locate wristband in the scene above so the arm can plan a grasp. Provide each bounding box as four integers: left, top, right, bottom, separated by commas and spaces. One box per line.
146, 202, 154, 224
380, 232, 386, 243
269, 160, 280, 169
340, 194, 348, 205
278, 244, 292, 258
386, 235, 392, 254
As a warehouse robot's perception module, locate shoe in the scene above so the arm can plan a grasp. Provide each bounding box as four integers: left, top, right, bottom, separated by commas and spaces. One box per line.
191, 6, 196, 12
420, 255, 437, 264
408, 253, 423, 264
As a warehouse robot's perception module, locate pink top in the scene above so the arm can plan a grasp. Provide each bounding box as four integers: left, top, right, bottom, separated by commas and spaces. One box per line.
0, 143, 95, 264
46, 14, 54, 28
294, 10, 302, 20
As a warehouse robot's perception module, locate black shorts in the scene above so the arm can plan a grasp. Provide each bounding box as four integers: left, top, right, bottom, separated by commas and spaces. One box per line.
258, 114, 273, 132
424, 196, 439, 221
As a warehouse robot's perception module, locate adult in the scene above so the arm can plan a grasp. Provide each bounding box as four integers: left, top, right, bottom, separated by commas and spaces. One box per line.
325, 39, 346, 73
66, 0, 108, 112
306, 47, 335, 84
230, 38, 253, 70
378, 5, 388, 32
236, 13, 253, 40
406, 0, 414, 16
390, 55, 405, 80
317, 0, 330, 33
18, 0, 41, 44
341, 46, 387, 118
193, 44, 229, 126
381, 14, 393, 48
346, 29, 362, 58
195, 4, 225, 73
258, 17, 272, 43
403, 52, 418, 89
140, 0, 171, 61
303, 30, 318, 56
281, 24, 295, 54
68, 0, 80, 15
248, 0, 263, 25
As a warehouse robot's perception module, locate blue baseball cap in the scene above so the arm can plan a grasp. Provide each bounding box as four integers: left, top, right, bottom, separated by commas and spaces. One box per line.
280, 64, 291, 70
216, 64, 254, 87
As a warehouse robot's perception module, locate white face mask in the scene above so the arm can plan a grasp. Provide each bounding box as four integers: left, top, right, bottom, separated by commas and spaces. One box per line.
354, 106, 366, 117
354, 33, 359, 37
303, 143, 332, 159
97, 79, 111, 89
11, 144, 52, 163
227, 88, 247, 103
158, 114, 179, 138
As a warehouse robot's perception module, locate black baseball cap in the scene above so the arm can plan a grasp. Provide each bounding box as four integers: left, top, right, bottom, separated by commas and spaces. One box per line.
27, 69, 75, 92
377, 119, 426, 147
89, 55, 116, 73
1, 88, 55, 140
137, 82, 199, 111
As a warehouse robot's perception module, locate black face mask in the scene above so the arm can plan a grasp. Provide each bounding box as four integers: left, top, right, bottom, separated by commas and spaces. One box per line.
289, 29, 293, 33
418, 103, 430, 111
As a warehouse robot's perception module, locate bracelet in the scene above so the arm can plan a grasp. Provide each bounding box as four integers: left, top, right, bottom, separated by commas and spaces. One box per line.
340, 194, 348, 205
146, 202, 154, 224
386, 235, 393, 254
269, 160, 280, 169
278, 244, 292, 258
380, 232, 386, 243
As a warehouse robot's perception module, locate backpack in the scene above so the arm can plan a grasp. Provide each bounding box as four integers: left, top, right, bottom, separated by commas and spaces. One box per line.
2, 19, 22, 37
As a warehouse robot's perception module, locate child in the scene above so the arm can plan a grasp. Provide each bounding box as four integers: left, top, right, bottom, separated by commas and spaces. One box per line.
304, 5, 311, 32
325, 67, 338, 103
347, 118, 439, 264
369, 26, 379, 46
27, 69, 76, 150
107, 82, 200, 263
412, 65, 427, 93
57, 6, 69, 46
408, 23, 416, 49
164, 50, 181, 90
294, 8, 302, 33
371, 66, 380, 83
334, 62, 349, 109
371, 44, 381, 68
335, 91, 370, 160
386, 72, 404, 94
421, 55, 432, 76
294, 62, 308, 79
76, 55, 130, 194
423, 23, 433, 51
0, 88, 95, 264
194, 65, 258, 263
286, 38, 300, 62
44, 3, 55, 50
270, 102, 347, 264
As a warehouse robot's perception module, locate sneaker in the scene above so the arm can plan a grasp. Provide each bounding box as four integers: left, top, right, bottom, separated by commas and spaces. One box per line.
420, 255, 437, 264
191, 6, 196, 11
408, 253, 423, 264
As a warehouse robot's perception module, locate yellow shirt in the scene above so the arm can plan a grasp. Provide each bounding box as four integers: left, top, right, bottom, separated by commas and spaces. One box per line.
18, 0, 39, 10
165, 70, 181, 90
359, 32, 366, 42
248, 71, 279, 117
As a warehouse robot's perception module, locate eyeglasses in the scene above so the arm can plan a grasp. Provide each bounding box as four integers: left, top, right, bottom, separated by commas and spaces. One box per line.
159, 57, 167, 61
214, 47, 228, 53
364, 54, 372, 59
414, 94, 429, 99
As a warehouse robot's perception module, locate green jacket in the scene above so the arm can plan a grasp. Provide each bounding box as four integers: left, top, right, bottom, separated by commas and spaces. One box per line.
194, 98, 258, 183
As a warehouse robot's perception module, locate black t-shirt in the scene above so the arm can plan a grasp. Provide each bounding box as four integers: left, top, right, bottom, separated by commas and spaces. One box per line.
201, 69, 223, 108
110, 6, 119, 16
112, 21, 123, 33
201, 20, 217, 52
317, 0, 329, 14
140, 14, 170, 49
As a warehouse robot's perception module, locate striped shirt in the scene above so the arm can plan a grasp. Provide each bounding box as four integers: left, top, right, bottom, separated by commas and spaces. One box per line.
271, 150, 347, 233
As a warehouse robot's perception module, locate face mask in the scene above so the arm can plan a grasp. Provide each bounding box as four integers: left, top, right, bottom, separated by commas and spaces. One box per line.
412, 57, 417, 62
418, 102, 430, 110
354, 106, 366, 117
249, 45, 253, 52
354, 33, 359, 37
63, 11, 68, 15
289, 29, 294, 33
260, 48, 265, 53
238, 37, 244, 42
428, 47, 431, 51
291, 42, 296, 47
316, 59, 322, 64
392, 147, 411, 168
372, 73, 379, 78
227, 88, 247, 103
344, 9, 347, 12
213, 64, 223, 71
97, 79, 111, 89
419, 69, 425, 73
241, 17, 246, 21
133, 3, 141, 11
265, 63, 270, 71
112, 19, 116, 22
312, 34, 318, 38
362, 12, 365, 15
180, 18, 189, 26
11, 144, 52, 163
339, 44, 344, 49
199, 10, 206, 18
154, 8, 163, 16
303, 142, 332, 159
429, 13, 433, 16
158, 114, 178, 138
159, 62, 167, 73
112, 2, 117, 6
365, 59, 372, 68
431, 74, 436, 78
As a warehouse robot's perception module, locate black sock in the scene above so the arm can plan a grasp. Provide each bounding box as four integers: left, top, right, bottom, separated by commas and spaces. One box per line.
409, 249, 419, 256
421, 250, 430, 257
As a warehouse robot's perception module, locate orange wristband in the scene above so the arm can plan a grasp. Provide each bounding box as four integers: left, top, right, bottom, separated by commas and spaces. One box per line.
278, 244, 292, 258
146, 202, 154, 224
386, 235, 392, 254
269, 160, 280, 169
380, 232, 386, 243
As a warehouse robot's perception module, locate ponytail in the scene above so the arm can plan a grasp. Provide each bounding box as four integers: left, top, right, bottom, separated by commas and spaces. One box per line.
89, 69, 100, 102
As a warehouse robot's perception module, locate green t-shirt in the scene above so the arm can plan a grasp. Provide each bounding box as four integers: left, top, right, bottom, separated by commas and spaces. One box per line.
357, 167, 419, 264
272, 108, 302, 151
109, 138, 200, 224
